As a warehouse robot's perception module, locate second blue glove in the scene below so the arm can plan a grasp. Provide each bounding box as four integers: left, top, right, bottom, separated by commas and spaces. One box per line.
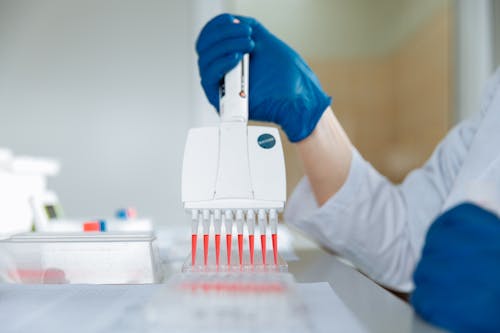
412, 203, 500, 333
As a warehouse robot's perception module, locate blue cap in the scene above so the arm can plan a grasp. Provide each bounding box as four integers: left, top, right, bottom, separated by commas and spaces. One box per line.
99, 220, 107, 232
116, 209, 128, 220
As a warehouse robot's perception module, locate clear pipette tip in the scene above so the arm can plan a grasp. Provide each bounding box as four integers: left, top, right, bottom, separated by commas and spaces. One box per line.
270, 209, 278, 265
258, 209, 267, 265
247, 210, 255, 265
224, 210, 233, 266
202, 210, 210, 266
214, 210, 221, 267
236, 210, 244, 266
191, 210, 199, 266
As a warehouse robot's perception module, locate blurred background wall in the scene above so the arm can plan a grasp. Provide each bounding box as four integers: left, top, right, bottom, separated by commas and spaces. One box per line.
0, 0, 222, 224
0, 0, 497, 225
230, 0, 496, 190
231, 0, 453, 185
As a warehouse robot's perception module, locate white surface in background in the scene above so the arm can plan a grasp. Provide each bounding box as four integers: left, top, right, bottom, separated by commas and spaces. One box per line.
0, 282, 366, 333
229, 0, 448, 59
0, 0, 226, 226
455, 0, 494, 121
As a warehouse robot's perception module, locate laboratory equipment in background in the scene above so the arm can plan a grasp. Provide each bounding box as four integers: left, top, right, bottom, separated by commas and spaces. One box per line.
181, 54, 287, 271
0, 148, 161, 285
0, 148, 59, 235
0, 148, 152, 235
31, 190, 153, 233
146, 272, 312, 333
0, 232, 163, 284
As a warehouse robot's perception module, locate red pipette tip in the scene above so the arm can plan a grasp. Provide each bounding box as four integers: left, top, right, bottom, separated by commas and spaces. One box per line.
226, 234, 232, 266
249, 235, 255, 265
272, 233, 278, 265
215, 234, 221, 266
261, 235, 266, 265
191, 234, 197, 266
238, 234, 243, 266
203, 234, 209, 266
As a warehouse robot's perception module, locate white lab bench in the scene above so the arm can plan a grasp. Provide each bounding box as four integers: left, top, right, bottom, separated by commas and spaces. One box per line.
0, 228, 446, 333
287, 233, 446, 333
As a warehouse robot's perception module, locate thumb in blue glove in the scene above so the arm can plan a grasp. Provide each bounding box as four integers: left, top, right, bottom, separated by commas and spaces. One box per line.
411, 203, 500, 333
196, 13, 331, 142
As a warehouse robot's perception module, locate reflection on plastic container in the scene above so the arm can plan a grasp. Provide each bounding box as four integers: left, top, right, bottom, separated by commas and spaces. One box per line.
145, 272, 312, 333
0, 232, 163, 284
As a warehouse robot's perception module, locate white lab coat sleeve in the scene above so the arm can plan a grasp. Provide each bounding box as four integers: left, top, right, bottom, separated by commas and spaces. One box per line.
285, 109, 487, 292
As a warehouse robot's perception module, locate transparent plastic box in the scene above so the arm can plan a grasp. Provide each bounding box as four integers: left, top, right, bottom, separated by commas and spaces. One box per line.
0, 232, 163, 284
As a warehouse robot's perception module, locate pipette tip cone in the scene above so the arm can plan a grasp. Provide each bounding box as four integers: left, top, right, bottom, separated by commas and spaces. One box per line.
249, 235, 254, 265
226, 234, 232, 266
203, 234, 209, 266
238, 234, 243, 266
191, 234, 197, 266
215, 234, 221, 266
272, 233, 278, 265
260, 235, 266, 265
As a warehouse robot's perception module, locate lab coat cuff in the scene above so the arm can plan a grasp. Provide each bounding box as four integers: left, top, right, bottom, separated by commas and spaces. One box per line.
285, 147, 367, 231
285, 147, 371, 253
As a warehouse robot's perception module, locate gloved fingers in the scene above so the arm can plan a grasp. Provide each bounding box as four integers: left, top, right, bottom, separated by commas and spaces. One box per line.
411, 284, 444, 322
198, 37, 254, 73
413, 202, 500, 333
196, 24, 252, 54
200, 52, 242, 85
201, 80, 219, 109
234, 15, 264, 33
412, 290, 464, 333
249, 98, 281, 123
412, 277, 499, 333
196, 14, 252, 54
436, 203, 498, 229
423, 207, 500, 254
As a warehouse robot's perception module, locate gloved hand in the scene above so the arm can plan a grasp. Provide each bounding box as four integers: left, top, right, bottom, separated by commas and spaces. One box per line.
412, 203, 500, 333
195, 13, 331, 142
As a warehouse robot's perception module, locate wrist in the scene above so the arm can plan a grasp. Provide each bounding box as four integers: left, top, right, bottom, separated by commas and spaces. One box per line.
296, 108, 353, 205
281, 95, 332, 143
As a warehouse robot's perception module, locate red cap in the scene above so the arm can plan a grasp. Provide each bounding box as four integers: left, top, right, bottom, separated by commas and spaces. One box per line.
83, 221, 100, 232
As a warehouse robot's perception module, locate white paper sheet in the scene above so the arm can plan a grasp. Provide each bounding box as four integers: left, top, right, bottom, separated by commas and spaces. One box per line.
298, 282, 368, 333
0, 282, 366, 333
0, 284, 158, 333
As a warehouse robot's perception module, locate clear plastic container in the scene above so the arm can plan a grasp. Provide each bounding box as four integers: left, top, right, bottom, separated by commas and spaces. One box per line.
145, 272, 312, 333
0, 232, 163, 284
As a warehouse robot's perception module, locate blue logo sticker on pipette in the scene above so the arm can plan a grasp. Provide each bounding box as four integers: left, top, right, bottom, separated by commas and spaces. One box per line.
257, 134, 276, 149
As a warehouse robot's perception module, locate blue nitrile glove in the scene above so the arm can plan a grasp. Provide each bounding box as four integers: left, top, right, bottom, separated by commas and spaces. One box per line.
195, 13, 331, 142
412, 203, 500, 333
